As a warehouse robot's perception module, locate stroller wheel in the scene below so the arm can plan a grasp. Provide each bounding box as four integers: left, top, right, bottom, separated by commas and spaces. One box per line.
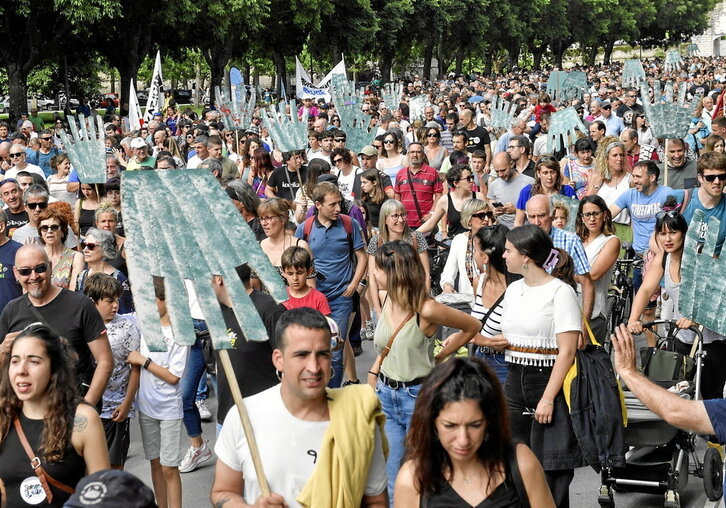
703, 446, 724, 501
663, 490, 680, 508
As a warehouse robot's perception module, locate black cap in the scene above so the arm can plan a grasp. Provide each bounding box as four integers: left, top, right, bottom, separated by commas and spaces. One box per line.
63, 470, 156, 508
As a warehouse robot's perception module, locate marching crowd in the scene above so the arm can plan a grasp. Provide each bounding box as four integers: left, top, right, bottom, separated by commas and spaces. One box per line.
0, 55, 725, 507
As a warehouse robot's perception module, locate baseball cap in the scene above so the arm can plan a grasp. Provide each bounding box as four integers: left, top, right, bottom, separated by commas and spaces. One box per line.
358, 145, 378, 157
246, 125, 260, 135
601, 103, 612, 109
130, 137, 147, 149
63, 469, 156, 508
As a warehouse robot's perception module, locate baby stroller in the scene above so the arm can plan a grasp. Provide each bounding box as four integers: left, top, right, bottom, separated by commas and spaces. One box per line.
598, 320, 723, 508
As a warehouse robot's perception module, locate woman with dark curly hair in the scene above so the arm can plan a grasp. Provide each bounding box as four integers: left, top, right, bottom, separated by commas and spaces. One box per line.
0, 325, 109, 506
394, 357, 553, 507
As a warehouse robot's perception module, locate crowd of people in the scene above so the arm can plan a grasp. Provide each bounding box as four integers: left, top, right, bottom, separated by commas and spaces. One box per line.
0, 55, 724, 507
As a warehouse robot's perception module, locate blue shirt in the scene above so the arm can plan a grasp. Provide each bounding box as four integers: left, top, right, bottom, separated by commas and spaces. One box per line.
614, 185, 673, 254
549, 227, 590, 275
670, 189, 726, 256
0, 239, 22, 314
516, 184, 576, 211
295, 216, 364, 300
27, 147, 61, 177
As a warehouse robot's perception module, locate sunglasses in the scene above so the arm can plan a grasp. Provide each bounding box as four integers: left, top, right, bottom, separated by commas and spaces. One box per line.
580, 210, 603, 218
427, 133, 439, 137
9, 153, 23, 158
656, 210, 680, 220
333, 158, 344, 164
40, 137, 52, 141
383, 140, 395, 144
81, 242, 98, 251
39, 224, 61, 233
472, 212, 493, 220
458, 176, 474, 182
17, 263, 48, 276
26, 202, 48, 210
334, 138, 346, 142
703, 173, 726, 182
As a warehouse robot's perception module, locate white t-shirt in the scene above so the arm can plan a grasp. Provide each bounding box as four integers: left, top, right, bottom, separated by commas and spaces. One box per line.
308, 152, 331, 165
136, 326, 189, 420
186, 155, 204, 169
501, 278, 581, 366
334, 166, 361, 202
598, 173, 632, 224
5, 164, 44, 180
215, 385, 387, 506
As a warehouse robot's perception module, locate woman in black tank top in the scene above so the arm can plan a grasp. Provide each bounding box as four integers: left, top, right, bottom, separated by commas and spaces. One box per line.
393, 358, 554, 508
0, 325, 109, 506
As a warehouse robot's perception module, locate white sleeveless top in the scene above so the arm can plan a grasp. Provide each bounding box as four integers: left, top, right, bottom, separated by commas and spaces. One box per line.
584, 234, 617, 319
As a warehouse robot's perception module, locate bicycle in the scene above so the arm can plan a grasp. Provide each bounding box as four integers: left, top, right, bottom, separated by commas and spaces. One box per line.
428, 239, 450, 296
605, 243, 643, 344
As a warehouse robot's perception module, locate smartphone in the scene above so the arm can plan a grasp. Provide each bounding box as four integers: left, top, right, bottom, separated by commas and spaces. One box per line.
492, 202, 503, 208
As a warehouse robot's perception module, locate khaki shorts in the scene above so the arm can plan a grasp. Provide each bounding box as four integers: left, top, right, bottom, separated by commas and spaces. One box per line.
138, 411, 182, 467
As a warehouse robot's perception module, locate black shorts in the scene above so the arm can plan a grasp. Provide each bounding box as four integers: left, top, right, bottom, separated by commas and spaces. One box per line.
102, 417, 131, 466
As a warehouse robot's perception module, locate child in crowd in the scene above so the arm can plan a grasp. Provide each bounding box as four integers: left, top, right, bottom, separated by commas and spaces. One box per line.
552, 201, 570, 229
280, 246, 331, 315
84, 273, 140, 470
127, 278, 189, 508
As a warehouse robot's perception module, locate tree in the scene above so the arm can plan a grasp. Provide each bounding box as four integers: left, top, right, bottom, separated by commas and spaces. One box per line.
638, 0, 717, 48
0, 0, 117, 121
369, 0, 414, 82
307, 0, 378, 66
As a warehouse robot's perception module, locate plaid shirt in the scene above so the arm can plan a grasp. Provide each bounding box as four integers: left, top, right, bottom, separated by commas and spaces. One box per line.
549, 227, 591, 275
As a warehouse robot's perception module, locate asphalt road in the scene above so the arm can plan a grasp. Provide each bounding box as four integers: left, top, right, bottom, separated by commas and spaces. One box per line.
124, 337, 719, 507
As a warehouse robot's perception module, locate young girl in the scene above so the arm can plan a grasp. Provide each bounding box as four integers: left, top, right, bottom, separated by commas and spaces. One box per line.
358, 169, 386, 231
552, 202, 570, 229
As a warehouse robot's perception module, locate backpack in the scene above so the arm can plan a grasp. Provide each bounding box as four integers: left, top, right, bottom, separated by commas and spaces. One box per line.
302, 213, 355, 260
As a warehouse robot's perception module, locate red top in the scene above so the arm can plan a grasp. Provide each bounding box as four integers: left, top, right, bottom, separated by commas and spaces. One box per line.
283, 287, 331, 315
394, 164, 443, 228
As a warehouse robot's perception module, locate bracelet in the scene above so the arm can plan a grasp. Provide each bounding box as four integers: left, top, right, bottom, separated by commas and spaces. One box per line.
368, 370, 379, 376
143, 357, 152, 370
540, 398, 554, 406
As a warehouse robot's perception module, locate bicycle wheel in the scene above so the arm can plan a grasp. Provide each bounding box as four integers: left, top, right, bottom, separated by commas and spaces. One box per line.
605, 294, 618, 336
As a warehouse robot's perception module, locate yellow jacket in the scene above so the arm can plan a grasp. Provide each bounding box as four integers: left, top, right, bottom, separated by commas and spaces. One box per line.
297, 385, 388, 507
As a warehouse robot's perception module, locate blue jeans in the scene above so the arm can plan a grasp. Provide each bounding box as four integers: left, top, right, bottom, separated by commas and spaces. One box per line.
181, 320, 208, 439
475, 349, 509, 385
327, 295, 353, 388
375, 379, 420, 503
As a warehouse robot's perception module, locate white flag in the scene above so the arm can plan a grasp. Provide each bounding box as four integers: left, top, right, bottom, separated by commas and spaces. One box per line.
143, 51, 163, 124
129, 80, 143, 131
316, 56, 346, 88
295, 57, 328, 100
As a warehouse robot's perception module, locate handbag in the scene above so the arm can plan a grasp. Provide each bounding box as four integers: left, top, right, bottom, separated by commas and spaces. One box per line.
639, 339, 696, 383
13, 417, 75, 503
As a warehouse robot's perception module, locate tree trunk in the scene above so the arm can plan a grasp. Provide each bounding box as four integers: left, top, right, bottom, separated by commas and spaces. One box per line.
603, 39, 616, 66
379, 54, 394, 84
484, 51, 494, 76
117, 63, 140, 114
202, 47, 230, 106
422, 39, 435, 82
194, 60, 201, 106
508, 46, 520, 70
273, 53, 287, 99
454, 49, 465, 76
7, 65, 28, 126
587, 46, 598, 66
532, 48, 544, 70
244, 63, 251, 86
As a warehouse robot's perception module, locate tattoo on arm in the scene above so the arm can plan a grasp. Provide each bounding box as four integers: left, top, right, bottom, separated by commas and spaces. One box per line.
215, 497, 230, 508
73, 414, 88, 432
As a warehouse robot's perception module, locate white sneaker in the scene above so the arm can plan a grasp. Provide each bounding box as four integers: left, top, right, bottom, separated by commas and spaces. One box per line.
196, 399, 212, 421
179, 441, 213, 473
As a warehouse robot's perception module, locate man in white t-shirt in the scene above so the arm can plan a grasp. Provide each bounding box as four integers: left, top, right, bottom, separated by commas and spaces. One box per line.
5, 145, 44, 180
212, 308, 387, 508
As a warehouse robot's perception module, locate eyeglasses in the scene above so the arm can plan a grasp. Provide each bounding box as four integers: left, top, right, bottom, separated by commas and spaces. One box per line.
656, 210, 680, 220
458, 176, 474, 182
703, 173, 726, 182
39, 224, 60, 233
40, 137, 52, 141
389, 213, 408, 221
471, 211, 493, 220
9, 153, 23, 158
16, 263, 48, 276
260, 215, 281, 223
26, 202, 48, 210
81, 242, 98, 251
580, 210, 603, 218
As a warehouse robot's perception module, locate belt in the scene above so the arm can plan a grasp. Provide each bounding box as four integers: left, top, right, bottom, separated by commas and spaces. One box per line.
378, 373, 425, 389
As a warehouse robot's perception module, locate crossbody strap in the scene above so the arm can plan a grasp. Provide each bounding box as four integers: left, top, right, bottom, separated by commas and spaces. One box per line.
379, 311, 414, 368
13, 417, 75, 502
406, 169, 424, 220
479, 291, 505, 329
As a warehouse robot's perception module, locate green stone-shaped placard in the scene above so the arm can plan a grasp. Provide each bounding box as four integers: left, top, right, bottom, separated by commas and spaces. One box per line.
59, 115, 107, 184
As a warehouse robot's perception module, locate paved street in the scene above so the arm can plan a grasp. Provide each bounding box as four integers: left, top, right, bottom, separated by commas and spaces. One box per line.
124, 338, 717, 507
